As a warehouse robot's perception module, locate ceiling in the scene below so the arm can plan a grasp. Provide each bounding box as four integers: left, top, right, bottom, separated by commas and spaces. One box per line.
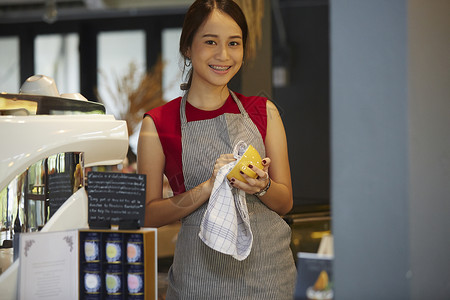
0, 0, 193, 23
0, 0, 327, 24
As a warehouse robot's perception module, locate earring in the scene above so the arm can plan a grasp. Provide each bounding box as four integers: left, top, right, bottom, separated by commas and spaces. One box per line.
185, 58, 192, 67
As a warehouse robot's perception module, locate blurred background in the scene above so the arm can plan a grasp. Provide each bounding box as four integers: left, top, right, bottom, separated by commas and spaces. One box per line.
0, 0, 330, 211
0, 1, 331, 298
2, 0, 448, 298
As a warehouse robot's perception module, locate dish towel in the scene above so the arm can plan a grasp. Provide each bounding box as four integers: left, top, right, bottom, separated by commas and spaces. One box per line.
198, 142, 253, 261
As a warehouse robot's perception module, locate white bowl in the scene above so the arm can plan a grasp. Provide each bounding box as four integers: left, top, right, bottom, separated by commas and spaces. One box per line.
19, 75, 59, 97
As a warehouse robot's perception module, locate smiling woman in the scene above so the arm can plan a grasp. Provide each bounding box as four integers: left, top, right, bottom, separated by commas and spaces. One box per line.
137, 1, 297, 299
186, 9, 244, 108
178, 0, 248, 93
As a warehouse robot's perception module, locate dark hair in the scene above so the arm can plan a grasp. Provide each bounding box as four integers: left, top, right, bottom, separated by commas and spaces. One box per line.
179, 0, 248, 90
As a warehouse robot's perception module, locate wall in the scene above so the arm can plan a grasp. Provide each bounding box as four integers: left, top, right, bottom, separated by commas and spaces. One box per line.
331, 0, 450, 298
408, 0, 450, 298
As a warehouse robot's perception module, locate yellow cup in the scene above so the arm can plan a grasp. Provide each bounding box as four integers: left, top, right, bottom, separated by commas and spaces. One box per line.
227, 145, 263, 183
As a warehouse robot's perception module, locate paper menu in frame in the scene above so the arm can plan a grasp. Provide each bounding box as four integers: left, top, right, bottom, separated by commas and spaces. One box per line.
19, 230, 79, 300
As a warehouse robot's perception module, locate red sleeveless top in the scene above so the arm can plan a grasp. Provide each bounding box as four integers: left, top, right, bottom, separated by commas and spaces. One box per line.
144, 92, 267, 194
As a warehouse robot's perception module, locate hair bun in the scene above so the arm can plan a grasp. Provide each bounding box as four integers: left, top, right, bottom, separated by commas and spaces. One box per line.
180, 83, 189, 90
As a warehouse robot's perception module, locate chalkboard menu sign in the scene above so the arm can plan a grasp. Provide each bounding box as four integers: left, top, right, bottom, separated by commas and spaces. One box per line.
87, 172, 146, 226
48, 172, 73, 217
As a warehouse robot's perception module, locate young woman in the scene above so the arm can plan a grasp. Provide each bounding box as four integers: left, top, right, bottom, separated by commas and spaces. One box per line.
137, 0, 296, 298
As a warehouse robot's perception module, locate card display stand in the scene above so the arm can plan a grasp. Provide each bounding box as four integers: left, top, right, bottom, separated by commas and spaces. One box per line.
294, 252, 333, 300
79, 229, 157, 300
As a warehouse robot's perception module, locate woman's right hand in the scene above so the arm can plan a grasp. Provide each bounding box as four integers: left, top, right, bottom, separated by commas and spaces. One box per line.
211, 154, 236, 183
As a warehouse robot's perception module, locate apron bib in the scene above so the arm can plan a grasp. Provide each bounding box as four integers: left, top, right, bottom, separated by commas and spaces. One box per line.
165, 91, 296, 300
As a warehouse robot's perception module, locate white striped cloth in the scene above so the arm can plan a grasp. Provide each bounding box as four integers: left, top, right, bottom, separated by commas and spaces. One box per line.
198, 144, 253, 261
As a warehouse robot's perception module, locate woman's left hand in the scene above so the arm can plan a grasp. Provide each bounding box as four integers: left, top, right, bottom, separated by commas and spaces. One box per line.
229, 157, 271, 195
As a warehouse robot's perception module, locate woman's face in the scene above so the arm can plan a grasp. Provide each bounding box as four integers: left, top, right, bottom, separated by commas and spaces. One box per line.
188, 9, 244, 89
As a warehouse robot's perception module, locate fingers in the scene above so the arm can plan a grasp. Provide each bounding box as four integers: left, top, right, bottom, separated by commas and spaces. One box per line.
261, 157, 271, 172
248, 164, 267, 179
216, 154, 235, 165
212, 154, 236, 178
230, 172, 267, 194
220, 153, 236, 160
229, 159, 270, 194
218, 156, 271, 195
215, 154, 236, 169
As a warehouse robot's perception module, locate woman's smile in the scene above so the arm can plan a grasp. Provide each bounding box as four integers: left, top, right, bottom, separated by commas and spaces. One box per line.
209, 64, 232, 72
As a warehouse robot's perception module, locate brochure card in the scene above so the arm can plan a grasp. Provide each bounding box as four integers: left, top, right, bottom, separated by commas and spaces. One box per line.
19, 230, 79, 300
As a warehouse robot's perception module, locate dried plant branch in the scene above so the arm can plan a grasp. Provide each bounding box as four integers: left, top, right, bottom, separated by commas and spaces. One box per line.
97, 58, 166, 139
235, 0, 264, 61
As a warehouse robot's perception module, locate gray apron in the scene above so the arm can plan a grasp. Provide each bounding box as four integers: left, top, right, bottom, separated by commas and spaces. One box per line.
165, 91, 296, 300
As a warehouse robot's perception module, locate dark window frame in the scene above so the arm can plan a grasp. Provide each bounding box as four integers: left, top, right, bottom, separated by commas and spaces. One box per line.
0, 13, 185, 101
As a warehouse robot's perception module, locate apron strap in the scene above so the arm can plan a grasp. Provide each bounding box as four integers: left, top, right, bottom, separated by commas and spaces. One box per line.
229, 90, 249, 118
179, 89, 249, 128
180, 92, 188, 128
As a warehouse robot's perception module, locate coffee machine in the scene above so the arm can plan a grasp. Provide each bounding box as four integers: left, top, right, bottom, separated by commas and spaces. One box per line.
0, 76, 129, 299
